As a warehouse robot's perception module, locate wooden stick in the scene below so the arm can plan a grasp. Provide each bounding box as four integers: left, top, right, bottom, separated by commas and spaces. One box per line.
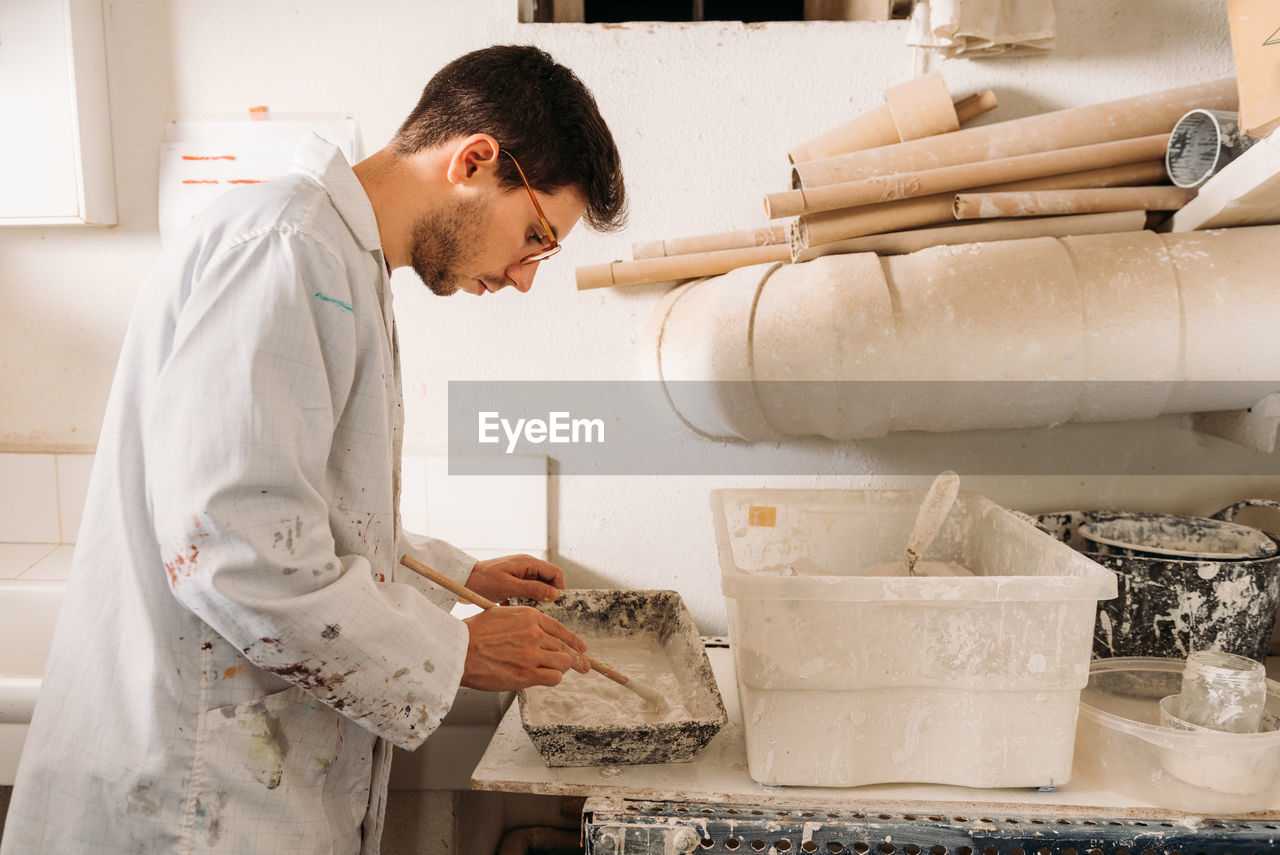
795, 159, 1171, 246
765, 134, 1170, 218
791, 210, 1148, 261
953, 186, 1196, 220
954, 90, 999, 125
398, 555, 667, 707
793, 77, 1237, 188
631, 223, 789, 260
576, 243, 790, 290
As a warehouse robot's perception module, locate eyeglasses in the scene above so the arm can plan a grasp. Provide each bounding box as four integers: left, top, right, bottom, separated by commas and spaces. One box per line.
502, 149, 561, 265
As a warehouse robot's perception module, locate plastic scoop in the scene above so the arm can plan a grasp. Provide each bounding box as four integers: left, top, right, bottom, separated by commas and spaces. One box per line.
399, 555, 669, 711
905, 470, 960, 576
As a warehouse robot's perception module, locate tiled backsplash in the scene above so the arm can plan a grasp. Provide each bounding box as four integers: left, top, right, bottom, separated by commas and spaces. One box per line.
0, 453, 93, 546
0, 452, 91, 581
0, 452, 546, 579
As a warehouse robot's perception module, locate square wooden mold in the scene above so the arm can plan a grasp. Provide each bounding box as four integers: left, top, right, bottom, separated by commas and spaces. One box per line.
515, 589, 727, 767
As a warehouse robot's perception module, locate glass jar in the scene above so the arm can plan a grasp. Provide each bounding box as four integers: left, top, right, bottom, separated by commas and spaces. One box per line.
1179, 650, 1267, 733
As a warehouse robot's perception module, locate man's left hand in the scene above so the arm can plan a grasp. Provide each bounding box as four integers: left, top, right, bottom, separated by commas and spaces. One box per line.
466, 554, 566, 604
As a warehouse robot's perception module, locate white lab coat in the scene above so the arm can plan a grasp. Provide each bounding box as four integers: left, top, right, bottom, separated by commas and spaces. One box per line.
1, 136, 477, 854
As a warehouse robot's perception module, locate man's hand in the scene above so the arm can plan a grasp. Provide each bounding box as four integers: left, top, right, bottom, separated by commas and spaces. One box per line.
460, 606, 590, 691
466, 553, 566, 604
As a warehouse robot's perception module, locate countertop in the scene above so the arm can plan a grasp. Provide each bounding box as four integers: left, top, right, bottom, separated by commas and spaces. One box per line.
472, 647, 1280, 820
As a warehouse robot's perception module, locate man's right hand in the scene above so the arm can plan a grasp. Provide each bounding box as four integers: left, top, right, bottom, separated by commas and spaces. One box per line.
459, 606, 590, 691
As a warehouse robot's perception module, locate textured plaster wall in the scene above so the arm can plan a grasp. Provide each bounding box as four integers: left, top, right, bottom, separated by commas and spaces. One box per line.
1, 0, 1276, 632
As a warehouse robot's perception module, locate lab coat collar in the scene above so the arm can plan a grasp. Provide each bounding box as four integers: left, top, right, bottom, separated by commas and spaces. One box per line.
290, 133, 383, 254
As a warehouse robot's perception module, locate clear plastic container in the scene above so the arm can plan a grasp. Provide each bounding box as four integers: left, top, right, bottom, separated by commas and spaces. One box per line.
711, 488, 1117, 788
1076, 657, 1280, 813
1177, 650, 1267, 733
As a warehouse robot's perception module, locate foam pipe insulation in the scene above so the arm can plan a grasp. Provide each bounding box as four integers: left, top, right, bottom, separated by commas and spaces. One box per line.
649, 225, 1280, 446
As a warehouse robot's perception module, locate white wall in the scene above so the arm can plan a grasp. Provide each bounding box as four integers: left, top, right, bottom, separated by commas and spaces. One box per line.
2, 0, 1277, 633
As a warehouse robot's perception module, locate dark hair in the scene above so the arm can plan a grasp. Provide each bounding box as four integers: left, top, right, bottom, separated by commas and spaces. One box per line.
393, 45, 626, 233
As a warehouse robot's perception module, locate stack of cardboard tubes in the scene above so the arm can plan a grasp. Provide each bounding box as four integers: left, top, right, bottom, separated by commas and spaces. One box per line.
576, 74, 1238, 291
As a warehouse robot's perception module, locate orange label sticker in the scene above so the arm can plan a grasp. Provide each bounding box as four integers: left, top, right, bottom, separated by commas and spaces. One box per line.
748, 506, 777, 527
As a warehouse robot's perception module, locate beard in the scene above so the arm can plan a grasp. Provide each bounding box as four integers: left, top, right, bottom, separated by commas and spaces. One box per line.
408, 195, 489, 296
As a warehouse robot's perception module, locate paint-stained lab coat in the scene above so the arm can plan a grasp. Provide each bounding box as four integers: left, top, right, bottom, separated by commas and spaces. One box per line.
1, 136, 478, 854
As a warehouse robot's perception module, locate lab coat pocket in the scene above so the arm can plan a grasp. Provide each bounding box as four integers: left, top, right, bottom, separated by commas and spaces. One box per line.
194, 685, 373, 852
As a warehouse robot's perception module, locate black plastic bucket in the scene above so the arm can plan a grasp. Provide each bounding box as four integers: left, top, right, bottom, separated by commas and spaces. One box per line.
1037, 502, 1280, 663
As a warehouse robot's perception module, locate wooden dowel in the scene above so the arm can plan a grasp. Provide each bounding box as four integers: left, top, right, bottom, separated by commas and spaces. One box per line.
576, 243, 791, 290
954, 90, 999, 124
765, 134, 1170, 218
398, 555, 667, 707
631, 223, 790, 260
792, 210, 1147, 261
796, 160, 1171, 246
793, 78, 1237, 188
953, 187, 1196, 220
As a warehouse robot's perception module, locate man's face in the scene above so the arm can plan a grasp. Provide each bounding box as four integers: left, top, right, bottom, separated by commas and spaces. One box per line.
408, 182, 586, 298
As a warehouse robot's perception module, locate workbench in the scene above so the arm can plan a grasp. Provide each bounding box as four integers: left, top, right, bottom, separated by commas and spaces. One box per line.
472, 645, 1280, 855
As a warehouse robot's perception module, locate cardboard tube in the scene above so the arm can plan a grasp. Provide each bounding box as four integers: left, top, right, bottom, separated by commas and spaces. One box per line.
766, 134, 1170, 218
793, 78, 1238, 188
576, 243, 790, 290
953, 187, 1197, 220
796, 160, 1171, 246
954, 90, 999, 124
631, 224, 790, 260
788, 71, 960, 164
792, 210, 1148, 261
885, 71, 959, 141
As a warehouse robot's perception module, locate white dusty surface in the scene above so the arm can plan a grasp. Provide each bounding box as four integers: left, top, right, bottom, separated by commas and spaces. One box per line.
523, 634, 692, 726
472, 647, 1280, 818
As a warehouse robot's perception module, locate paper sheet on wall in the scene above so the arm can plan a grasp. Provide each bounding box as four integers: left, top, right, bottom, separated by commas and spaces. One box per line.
159, 115, 359, 246
1228, 0, 1280, 139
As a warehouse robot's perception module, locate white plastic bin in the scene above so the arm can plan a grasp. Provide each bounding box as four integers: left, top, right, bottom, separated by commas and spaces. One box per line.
711, 489, 1117, 788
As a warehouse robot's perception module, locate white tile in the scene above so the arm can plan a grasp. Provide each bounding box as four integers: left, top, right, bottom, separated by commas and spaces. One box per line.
55, 454, 94, 543
21, 544, 75, 580
0, 544, 57, 579
0, 454, 60, 544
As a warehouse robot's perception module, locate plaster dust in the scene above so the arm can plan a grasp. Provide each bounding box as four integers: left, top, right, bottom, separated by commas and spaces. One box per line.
521, 633, 693, 727
863, 559, 975, 577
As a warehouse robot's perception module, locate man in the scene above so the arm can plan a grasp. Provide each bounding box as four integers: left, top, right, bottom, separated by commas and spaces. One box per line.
1, 44, 626, 854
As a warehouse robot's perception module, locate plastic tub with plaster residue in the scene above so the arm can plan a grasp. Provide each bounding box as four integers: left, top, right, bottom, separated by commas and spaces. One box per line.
712, 488, 1117, 789
1076, 657, 1280, 813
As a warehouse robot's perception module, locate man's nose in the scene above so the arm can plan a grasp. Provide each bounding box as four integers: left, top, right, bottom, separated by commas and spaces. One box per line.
505, 260, 540, 293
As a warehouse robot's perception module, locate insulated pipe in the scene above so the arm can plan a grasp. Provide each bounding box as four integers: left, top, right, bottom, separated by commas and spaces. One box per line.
792, 78, 1237, 188
651, 225, 1280, 442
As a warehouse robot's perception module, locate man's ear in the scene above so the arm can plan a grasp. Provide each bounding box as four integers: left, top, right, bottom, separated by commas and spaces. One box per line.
445, 134, 500, 186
